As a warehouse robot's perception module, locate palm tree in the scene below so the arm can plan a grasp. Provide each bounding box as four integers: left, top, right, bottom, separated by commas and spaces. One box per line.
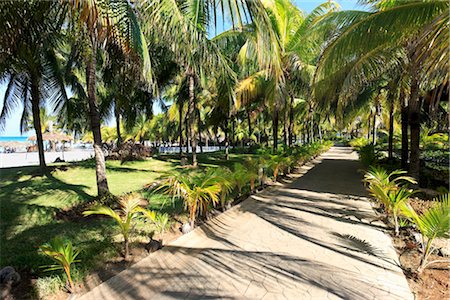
0, 1, 67, 170
64, 0, 153, 196
314, 0, 449, 179
143, 0, 282, 164
224, 0, 338, 151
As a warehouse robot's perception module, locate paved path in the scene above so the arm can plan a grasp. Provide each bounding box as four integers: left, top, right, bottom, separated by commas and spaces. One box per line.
80, 147, 413, 300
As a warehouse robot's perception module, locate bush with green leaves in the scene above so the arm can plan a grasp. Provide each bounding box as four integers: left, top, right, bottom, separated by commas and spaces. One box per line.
364, 167, 416, 235
156, 169, 225, 227
401, 194, 450, 273
349, 137, 369, 150
39, 237, 80, 293
83, 193, 154, 259
358, 144, 382, 167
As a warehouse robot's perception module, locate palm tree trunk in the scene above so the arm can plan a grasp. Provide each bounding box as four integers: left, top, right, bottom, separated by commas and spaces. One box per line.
367, 113, 371, 141
30, 74, 46, 170
231, 118, 235, 149
188, 74, 197, 166
408, 73, 421, 180
388, 95, 395, 160
401, 102, 409, 169
273, 106, 279, 152
115, 106, 122, 147
283, 104, 287, 146
288, 95, 294, 147
86, 37, 109, 197
372, 111, 377, 145
246, 109, 252, 142
178, 100, 183, 157
185, 113, 189, 154
225, 116, 229, 160
197, 109, 203, 153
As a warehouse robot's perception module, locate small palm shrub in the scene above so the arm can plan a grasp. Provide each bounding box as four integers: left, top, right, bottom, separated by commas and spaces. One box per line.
83, 193, 150, 258
358, 144, 382, 167
401, 194, 450, 273
364, 167, 416, 235
385, 188, 415, 235
232, 163, 252, 195
156, 169, 223, 228
39, 237, 80, 293
141, 210, 171, 244
244, 157, 260, 191
267, 155, 289, 181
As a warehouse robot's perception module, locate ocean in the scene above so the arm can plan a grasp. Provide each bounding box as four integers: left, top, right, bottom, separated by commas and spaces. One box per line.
0, 136, 29, 142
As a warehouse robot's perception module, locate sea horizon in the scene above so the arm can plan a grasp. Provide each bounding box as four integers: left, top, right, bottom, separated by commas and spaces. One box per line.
0, 136, 29, 142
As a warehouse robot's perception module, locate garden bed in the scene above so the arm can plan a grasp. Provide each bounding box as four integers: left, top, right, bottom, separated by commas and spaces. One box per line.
383, 197, 450, 300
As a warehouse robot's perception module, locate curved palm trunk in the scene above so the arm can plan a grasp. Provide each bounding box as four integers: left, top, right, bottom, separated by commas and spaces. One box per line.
30, 74, 46, 170
86, 37, 109, 197
188, 74, 197, 166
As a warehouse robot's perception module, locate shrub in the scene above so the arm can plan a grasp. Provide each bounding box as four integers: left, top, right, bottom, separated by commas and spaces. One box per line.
83, 193, 152, 258
358, 144, 382, 167
364, 167, 416, 235
349, 137, 369, 150
156, 169, 224, 227
39, 237, 80, 293
401, 194, 450, 273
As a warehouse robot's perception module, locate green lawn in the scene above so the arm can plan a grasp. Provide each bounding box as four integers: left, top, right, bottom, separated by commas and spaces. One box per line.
0, 151, 254, 294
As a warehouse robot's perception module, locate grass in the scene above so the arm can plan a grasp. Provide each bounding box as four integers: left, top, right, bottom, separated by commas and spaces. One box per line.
0, 151, 255, 296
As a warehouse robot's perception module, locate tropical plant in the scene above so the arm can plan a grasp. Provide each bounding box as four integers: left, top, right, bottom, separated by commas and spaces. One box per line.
39, 237, 80, 293
0, 1, 67, 170
156, 170, 223, 228
364, 166, 417, 192
386, 187, 415, 236
83, 193, 145, 258
232, 163, 252, 195
358, 144, 382, 167
401, 193, 450, 273
314, 0, 449, 179
64, 0, 152, 197
364, 166, 417, 235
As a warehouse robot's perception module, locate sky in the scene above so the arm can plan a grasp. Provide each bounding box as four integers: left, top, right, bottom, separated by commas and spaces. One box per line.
0, 0, 364, 137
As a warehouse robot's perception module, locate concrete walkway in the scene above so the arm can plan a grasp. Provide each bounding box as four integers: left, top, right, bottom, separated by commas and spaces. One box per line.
80, 147, 413, 300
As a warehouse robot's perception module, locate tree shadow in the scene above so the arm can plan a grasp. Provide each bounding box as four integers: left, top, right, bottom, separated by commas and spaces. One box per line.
84, 245, 408, 299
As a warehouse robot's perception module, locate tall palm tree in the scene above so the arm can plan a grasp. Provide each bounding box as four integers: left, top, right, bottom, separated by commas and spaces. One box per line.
64, 0, 153, 196
314, 0, 449, 179
0, 1, 67, 170
222, 0, 338, 151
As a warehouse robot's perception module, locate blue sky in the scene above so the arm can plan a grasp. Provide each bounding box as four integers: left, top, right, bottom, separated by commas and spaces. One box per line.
0, 0, 364, 137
